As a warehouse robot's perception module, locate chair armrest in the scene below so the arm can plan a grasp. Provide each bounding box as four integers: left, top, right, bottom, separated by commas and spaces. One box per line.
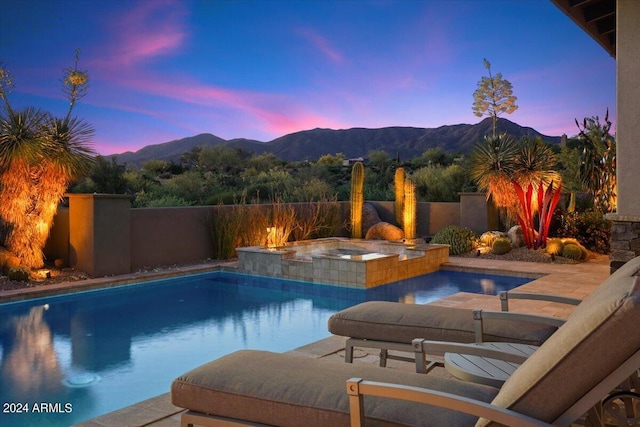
473, 308, 566, 343
411, 339, 530, 373
346, 378, 554, 427
499, 291, 582, 311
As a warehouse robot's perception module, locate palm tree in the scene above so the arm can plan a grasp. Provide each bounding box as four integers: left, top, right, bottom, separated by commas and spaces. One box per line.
0, 52, 95, 269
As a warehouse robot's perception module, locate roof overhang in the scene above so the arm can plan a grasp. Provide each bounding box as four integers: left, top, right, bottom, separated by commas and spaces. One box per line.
551, 0, 616, 57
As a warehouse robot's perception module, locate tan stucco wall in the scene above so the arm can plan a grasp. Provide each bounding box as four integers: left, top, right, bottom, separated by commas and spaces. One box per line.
48, 197, 490, 274
616, 0, 640, 216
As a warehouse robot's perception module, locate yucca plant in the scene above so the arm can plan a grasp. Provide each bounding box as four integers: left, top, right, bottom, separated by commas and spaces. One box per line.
0, 51, 95, 268
468, 134, 518, 220
470, 134, 559, 225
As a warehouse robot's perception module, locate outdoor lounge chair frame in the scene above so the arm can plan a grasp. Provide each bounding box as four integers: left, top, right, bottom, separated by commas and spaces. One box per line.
344, 290, 581, 373
347, 348, 640, 427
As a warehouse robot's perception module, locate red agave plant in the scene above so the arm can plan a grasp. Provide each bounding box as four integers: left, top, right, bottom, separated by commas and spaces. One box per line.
513, 180, 562, 249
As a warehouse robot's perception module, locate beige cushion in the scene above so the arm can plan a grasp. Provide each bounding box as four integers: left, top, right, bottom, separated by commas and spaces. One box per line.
172, 350, 499, 427
328, 302, 556, 346
478, 272, 640, 426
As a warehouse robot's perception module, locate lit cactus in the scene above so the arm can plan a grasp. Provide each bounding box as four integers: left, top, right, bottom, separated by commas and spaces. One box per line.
350, 162, 365, 238
403, 177, 417, 240
394, 167, 405, 227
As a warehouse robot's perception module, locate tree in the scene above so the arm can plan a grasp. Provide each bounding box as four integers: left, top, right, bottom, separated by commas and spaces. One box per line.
472, 58, 518, 137
0, 51, 95, 268
574, 111, 616, 213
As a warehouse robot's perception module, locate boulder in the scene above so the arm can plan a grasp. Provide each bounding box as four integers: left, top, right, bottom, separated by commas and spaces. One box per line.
508, 225, 526, 248
365, 222, 405, 241
361, 203, 382, 236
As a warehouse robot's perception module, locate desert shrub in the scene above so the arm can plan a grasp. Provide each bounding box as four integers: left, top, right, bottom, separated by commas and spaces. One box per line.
562, 243, 583, 260
557, 210, 611, 254
491, 237, 512, 255
292, 199, 342, 241
8, 266, 30, 282
545, 238, 564, 256
431, 225, 477, 255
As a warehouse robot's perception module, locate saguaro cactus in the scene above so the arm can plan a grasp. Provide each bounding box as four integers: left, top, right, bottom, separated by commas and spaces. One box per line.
350, 162, 365, 238
403, 177, 417, 240
394, 167, 405, 227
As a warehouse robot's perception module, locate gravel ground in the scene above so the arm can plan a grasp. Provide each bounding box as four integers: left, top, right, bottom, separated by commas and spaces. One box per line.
458, 245, 584, 264
0, 267, 90, 292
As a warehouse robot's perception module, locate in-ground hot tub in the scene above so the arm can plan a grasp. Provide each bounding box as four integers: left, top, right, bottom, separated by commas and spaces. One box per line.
236, 237, 449, 288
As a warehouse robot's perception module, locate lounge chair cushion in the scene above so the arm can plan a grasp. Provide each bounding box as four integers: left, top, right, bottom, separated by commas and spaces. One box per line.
328, 302, 557, 346
478, 271, 640, 427
172, 349, 499, 427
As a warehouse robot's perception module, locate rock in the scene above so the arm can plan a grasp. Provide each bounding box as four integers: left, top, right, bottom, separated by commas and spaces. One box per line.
361, 203, 382, 236
365, 222, 405, 241
508, 225, 526, 248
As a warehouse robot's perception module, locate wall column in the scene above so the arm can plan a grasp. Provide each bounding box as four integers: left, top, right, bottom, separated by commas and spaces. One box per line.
606, 0, 640, 272
459, 193, 498, 235
68, 194, 131, 277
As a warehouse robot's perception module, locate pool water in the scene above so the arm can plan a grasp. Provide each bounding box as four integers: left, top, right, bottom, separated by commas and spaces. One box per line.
0, 270, 530, 426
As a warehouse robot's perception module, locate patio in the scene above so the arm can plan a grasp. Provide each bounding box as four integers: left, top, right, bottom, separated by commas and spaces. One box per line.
71, 254, 610, 427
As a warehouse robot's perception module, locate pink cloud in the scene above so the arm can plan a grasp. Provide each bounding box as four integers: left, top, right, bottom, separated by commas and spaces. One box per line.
296, 28, 344, 64
89, 0, 188, 71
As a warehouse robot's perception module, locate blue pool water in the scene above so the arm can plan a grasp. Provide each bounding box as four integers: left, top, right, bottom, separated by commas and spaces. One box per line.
0, 270, 530, 426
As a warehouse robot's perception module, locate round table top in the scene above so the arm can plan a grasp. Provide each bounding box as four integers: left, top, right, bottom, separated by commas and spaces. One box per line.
444, 342, 538, 388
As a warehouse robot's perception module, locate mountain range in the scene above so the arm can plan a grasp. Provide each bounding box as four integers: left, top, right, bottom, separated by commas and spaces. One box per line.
111, 117, 563, 165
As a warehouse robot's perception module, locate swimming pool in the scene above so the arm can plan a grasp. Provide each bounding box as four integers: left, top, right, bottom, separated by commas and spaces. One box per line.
0, 270, 530, 426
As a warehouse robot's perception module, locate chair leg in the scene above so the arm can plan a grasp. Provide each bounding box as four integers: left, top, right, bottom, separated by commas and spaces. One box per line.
345, 340, 354, 363
379, 349, 388, 367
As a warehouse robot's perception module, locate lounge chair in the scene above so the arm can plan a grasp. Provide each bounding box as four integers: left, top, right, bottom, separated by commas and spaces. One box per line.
328, 257, 640, 370
171, 256, 640, 426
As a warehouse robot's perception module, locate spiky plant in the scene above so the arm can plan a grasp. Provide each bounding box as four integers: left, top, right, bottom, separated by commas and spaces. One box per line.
0, 51, 95, 268
469, 134, 560, 224
468, 134, 519, 219
513, 137, 561, 190
394, 167, 405, 227
350, 162, 364, 238
403, 177, 416, 240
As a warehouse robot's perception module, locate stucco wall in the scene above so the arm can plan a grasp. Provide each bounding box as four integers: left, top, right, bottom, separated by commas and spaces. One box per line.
130, 206, 215, 270
46, 197, 491, 274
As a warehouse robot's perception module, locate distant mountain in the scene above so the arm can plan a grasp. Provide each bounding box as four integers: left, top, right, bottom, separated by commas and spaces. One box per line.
111, 118, 562, 165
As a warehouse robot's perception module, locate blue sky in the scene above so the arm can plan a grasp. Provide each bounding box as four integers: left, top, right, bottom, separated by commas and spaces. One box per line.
0, 0, 615, 156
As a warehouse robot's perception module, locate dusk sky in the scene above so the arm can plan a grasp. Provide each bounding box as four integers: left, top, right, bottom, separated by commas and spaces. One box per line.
0, 0, 615, 156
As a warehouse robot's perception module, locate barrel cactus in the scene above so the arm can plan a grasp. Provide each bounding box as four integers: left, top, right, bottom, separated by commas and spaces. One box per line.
491, 237, 512, 255
350, 162, 365, 238
561, 238, 588, 260
545, 238, 564, 256
431, 225, 477, 255
8, 266, 30, 282
562, 243, 583, 260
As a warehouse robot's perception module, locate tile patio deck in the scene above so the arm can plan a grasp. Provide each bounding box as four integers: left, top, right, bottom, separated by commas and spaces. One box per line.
6, 254, 611, 427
